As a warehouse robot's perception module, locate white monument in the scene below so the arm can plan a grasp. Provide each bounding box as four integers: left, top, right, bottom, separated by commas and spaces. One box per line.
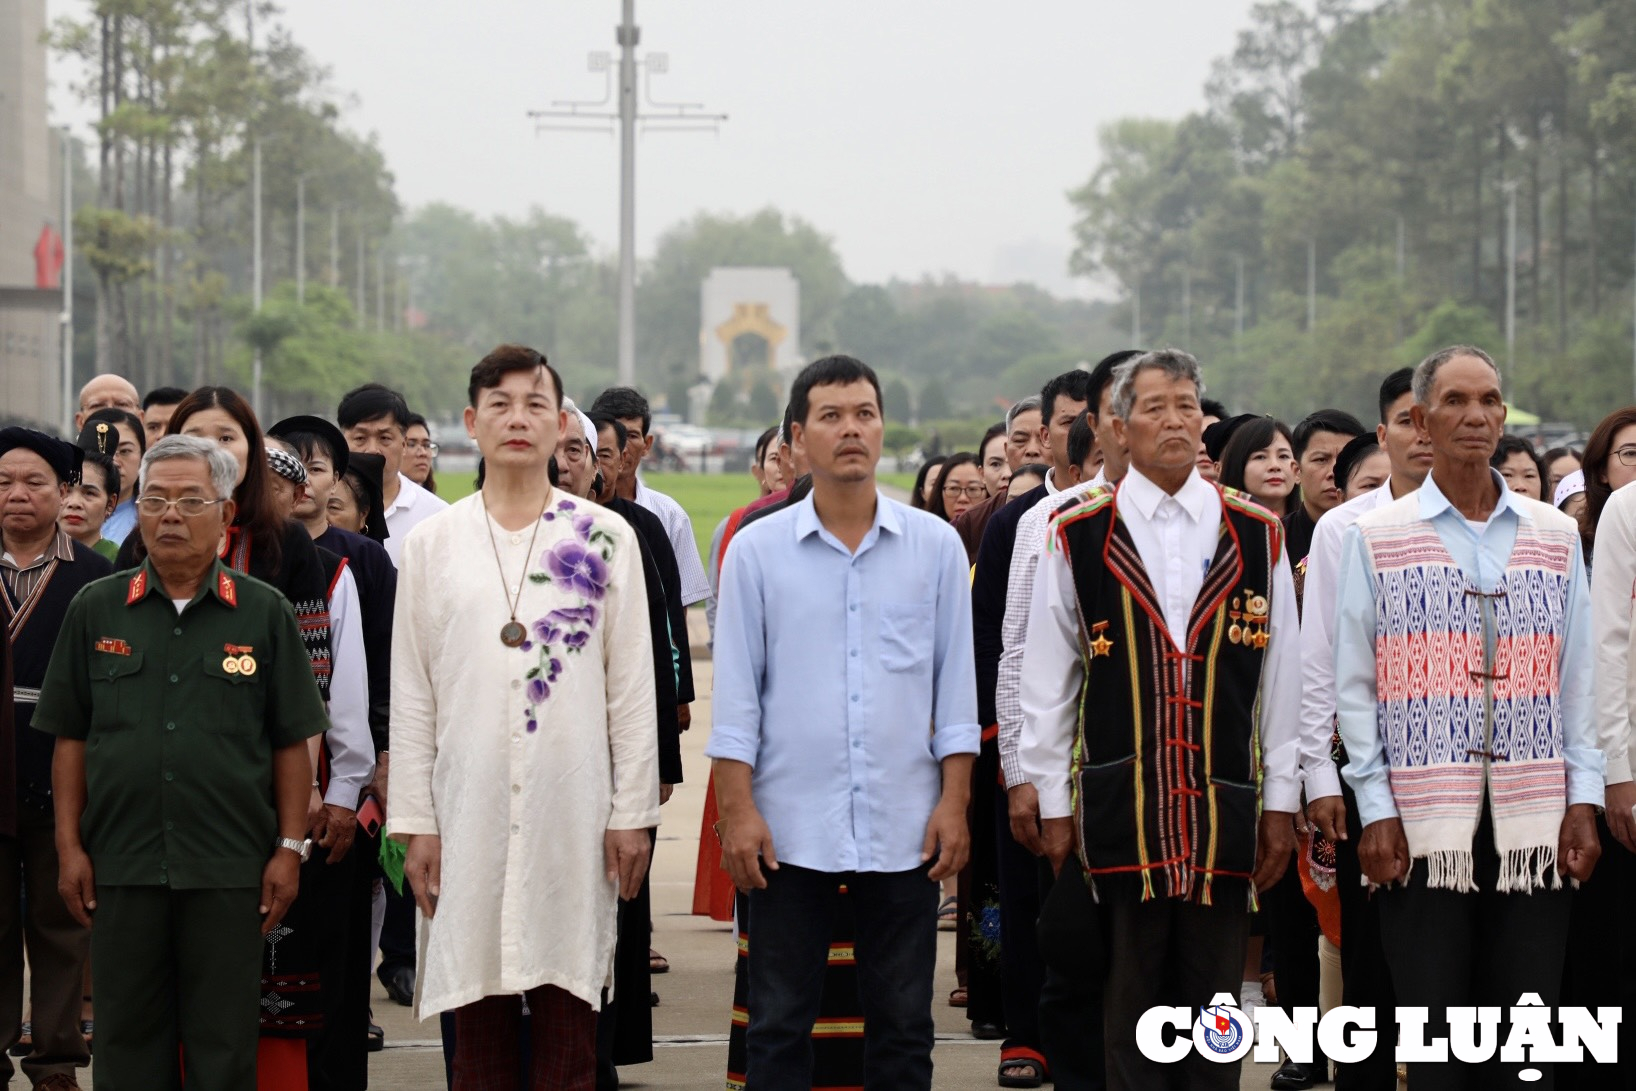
699, 267, 801, 386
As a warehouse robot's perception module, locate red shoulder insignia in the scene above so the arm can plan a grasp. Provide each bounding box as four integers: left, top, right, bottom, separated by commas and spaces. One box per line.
125, 569, 146, 606
218, 570, 237, 608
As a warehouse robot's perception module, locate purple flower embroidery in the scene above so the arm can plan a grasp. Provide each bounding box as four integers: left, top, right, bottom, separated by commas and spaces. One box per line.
564, 630, 590, 650
532, 619, 564, 646
527, 677, 550, 704
545, 540, 610, 601
547, 658, 563, 682
547, 604, 599, 626
557, 499, 577, 512
573, 513, 597, 540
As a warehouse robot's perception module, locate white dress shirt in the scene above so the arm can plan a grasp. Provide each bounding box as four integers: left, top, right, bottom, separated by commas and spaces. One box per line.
1590, 481, 1636, 785
1296, 481, 1398, 800
1018, 467, 1304, 820
383, 472, 449, 566
635, 481, 712, 607
324, 563, 376, 810
995, 471, 1103, 787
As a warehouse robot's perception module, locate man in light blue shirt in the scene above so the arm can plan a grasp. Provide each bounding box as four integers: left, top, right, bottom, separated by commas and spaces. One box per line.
1333, 344, 1601, 1090
707, 355, 979, 1091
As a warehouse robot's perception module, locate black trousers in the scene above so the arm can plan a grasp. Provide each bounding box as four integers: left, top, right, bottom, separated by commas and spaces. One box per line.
1103, 896, 1247, 1091
307, 837, 367, 1090
745, 863, 938, 1091
1334, 779, 1397, 1091
1266, 843, 1324, 1071
1034, 861, 1105, 1091
993, 787, 1042, 1052
1556, 814, 1636, 1090
1379, 809, 1572, 1091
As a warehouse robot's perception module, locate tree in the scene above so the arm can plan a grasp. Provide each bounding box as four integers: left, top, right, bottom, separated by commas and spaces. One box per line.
918, 380, 952, 422
882, 376, 913, 424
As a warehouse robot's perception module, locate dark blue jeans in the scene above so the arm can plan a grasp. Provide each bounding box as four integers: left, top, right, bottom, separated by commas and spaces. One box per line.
746, 862, 938, 1091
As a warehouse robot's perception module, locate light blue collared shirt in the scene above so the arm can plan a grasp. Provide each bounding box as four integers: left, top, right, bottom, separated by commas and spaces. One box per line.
1334, 470, 1603, 827
705, 489, 980, 874
102, 498, 137, 545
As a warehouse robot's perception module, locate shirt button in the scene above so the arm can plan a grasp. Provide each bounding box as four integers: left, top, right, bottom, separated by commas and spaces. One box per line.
159, 874, 168, 885
169, 674, 179, 683
165, 723, 175, 732
165, 821, 174, 831
164, 772, 174, 782
852, 785, 861, 793
849, 649, 858, 658
510, 534, 521, 545
852, 740, 861, 749
511, 679, 521, 690
511, 784, 521, 795
172, 627, 182, 636
512, 734, 520, 743
851, 694, 859, 703
510, 823, 520, 834
849, 603, 857, 612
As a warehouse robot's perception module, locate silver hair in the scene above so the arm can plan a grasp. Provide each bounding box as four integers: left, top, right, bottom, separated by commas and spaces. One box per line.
139, 434, 238, 500
1005, 395, 1043, 431
1411, 344, 1501, 405
1109, 349, 1206, 420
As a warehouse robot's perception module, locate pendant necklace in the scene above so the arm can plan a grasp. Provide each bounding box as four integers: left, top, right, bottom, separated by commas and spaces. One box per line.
483, 489, 551, 647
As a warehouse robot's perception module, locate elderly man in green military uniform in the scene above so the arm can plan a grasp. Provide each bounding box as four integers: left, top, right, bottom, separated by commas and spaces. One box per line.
31, 434, 327, 1091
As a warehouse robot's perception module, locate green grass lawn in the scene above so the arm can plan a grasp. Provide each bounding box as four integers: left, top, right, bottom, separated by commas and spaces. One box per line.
439, 469, 924, 565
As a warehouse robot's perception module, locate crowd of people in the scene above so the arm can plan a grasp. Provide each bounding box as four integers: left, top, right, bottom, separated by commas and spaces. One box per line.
0, 338, 1630, 1091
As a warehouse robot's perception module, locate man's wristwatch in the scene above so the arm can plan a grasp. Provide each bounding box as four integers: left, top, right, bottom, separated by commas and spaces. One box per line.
277, 837, 312, 863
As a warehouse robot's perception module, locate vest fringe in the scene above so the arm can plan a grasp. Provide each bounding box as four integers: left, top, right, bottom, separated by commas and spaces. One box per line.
1496, 845, 1560, 893
1139, 870, 1154, 901
1423, 849, 1477, 893
1200, 875, 1214, 907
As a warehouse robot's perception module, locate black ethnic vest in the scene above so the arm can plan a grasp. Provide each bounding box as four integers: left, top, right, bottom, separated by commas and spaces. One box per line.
1052, 484, 1281, 906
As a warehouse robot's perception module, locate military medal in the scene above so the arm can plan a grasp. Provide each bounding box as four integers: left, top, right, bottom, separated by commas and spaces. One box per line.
482, 491, 552, 649
1228, 597, 1244, 645
238, 654, 257, 676
223, 656, 241, 674
1088, 620, 1114, 658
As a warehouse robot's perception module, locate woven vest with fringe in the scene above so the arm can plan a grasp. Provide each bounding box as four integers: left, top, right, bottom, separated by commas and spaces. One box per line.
1354, 494, 1575, 893
1051, 483, 1280, 907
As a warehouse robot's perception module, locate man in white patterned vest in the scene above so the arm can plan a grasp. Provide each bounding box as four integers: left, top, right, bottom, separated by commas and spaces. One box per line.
1332, 344, 1602, 1091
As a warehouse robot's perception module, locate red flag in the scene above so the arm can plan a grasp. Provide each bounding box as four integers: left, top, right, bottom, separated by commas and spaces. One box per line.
33, 225, 64, 289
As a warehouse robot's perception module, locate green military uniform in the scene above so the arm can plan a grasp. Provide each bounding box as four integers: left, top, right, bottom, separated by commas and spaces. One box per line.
32, 557, 327, 1091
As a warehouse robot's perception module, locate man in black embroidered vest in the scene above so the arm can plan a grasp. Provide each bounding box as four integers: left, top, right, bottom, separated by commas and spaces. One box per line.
0, 428, 111, 1090
1019, 350, 1305, 1091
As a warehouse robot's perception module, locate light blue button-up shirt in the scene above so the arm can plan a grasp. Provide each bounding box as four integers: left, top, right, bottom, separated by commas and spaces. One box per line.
1334, 470, 1603, 827
102, 498, 138, 545
705, 490, 980, 874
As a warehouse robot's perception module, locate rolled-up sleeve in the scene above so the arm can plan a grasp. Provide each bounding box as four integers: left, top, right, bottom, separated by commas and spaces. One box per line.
930, 534, 980, 762
1334, 526, 1397, 827
703, 533, 766, 768
1019, 536, 1085, 820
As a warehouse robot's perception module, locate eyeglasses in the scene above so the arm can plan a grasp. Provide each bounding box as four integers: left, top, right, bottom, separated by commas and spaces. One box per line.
136, 495, 227, 518
405, 440, 440, 456
942, 483, 989, 499
1614, 446, 1636, 467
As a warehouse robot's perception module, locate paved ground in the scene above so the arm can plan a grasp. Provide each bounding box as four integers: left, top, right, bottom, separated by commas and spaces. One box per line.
81, 637, 1292, 1089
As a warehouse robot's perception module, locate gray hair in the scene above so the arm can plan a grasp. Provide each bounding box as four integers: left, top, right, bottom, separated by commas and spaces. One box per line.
1005, 395, 1043, 431
1109, 349, 1206, 420
1412, 344, 1501, 405
139, 434, 238, 500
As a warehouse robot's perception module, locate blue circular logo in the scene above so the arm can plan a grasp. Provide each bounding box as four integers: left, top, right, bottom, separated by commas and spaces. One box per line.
1200, 1007, 1243, 1055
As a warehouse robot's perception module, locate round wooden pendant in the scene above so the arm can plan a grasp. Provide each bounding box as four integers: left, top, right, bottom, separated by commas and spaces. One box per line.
500, 621, 528, 647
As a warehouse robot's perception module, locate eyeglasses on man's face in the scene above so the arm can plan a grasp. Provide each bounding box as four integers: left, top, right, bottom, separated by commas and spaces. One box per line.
136, 495, 226, 518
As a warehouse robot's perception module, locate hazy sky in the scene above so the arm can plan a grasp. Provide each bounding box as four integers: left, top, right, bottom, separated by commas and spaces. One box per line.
47, 1, 1264, 297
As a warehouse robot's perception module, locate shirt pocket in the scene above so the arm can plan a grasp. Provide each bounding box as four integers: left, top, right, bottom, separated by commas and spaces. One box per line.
879, 601, 935, 673
89, 651, 144, 731
202, 655, 265, 734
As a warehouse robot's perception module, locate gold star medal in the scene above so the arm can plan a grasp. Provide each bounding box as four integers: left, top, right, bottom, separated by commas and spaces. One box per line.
1089, 620, 1115, 658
